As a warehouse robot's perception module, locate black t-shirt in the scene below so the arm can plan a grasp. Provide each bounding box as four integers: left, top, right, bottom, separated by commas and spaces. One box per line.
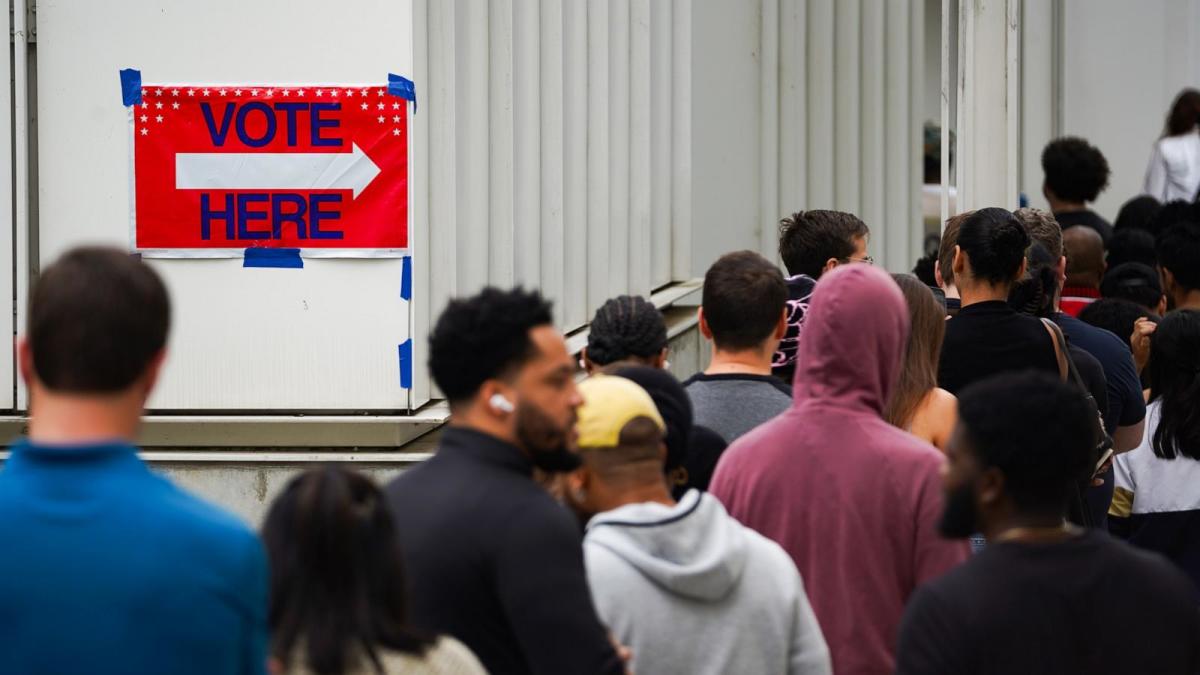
896, 530, 1200, 675
938, 301, 1061, 395
1055, 209, 1114, 243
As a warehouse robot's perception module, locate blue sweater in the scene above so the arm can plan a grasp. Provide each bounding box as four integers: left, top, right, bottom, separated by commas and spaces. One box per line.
0, 439, 268, 675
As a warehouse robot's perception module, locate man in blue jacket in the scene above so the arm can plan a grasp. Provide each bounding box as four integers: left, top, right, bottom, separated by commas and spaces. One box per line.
0, 247, 267, 675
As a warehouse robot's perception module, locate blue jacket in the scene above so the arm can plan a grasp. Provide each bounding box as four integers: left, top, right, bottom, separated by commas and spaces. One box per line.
0, 439, 268, 675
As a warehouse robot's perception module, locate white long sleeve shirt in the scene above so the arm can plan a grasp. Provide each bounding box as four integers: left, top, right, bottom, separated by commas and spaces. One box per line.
1143, 132, 1200, 203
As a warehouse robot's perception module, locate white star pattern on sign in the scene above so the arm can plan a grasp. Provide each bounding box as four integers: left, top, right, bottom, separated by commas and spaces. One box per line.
141, 102, 149, 109
251, 89, 259, 96
392, 102, 401, 110
392, 128, 401, 136
360, 89, 369, 97
140, 89, 147, 96
140, 115, 148, 122
266, 89, 274, 97
346, 89, 354, 97
172, 102, 180, 110
283, 90, 290, 97
202, 89, 210, 96
140, 128, 148, 135
155, 89, 162, 96
297, 89, 305, 96
377, 102, 385, 110
376, 89, 384, 96
234, 89, 242, 96
331, 90, 339, 97
171, 89, 179, 96
155, 102, 163, 109
377, 115, 385, 123
187, 89, 195, 96
392, 115, 400, 123
155, 115, 163, 123
316, 89, 323, 96
361, 102, 369, 110
219, 89, 227, 96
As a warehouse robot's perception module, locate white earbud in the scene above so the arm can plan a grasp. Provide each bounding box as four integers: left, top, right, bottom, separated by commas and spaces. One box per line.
489, 393, 515, 414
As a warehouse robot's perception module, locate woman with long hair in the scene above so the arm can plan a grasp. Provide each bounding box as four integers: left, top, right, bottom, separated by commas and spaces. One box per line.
1143, 89, 1200, 203
262, 467, 486, 675
884, 274, 956, 451
1112, 310, 1200, 589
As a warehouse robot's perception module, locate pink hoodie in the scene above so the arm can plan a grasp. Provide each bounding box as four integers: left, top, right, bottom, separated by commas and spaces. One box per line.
710, 265, 969, 675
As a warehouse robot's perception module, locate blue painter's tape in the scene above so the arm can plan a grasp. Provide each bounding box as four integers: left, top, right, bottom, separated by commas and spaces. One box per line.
401, 255, 412, 300
387, 73, 417, 111
243, 247, 303, 269
398, 339, 413, 389
120, 68, 142, 106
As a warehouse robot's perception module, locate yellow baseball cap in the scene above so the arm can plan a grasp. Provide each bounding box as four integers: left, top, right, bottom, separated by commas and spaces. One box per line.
576, 375, 666, 449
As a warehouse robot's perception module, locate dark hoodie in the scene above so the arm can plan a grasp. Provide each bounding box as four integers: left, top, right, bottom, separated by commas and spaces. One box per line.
710, 265, 969, 675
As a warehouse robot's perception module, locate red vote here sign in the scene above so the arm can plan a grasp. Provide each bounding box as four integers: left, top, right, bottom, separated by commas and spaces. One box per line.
131, 84, 408, 253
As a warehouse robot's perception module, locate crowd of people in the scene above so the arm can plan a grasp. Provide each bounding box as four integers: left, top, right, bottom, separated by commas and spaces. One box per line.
4, 94, 1200, 675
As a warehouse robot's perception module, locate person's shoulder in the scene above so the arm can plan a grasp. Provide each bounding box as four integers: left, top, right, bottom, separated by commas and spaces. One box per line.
1091, 532, 1194, 589
421, 635, 488, 674
151, 477, 257, 545
926, 387, 957, 416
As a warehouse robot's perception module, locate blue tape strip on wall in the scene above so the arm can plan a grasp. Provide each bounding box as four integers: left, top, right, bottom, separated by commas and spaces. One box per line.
401, 255, 412, 300
120, 68, 142, 106
387, 73, 417, 111
243, 247, 304, 269
398, 339, 413, 389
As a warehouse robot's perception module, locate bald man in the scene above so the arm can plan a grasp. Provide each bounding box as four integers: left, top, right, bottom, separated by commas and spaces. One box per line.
1061, 225, 1106, 317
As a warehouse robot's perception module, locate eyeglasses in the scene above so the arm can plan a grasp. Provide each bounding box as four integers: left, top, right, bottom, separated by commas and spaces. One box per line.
842, 255, 875, 265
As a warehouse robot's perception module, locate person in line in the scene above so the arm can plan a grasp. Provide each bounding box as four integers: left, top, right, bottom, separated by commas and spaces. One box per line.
565, 376, 832, 675
1079, 299, 1159, 382
684, 250, 791, 444
1059, 225, 1106, 317
0, 248, 267, 674
609, 365, 727, 497
937, 208, 1060, 395
1144, 89, 1200, 203
934, 213, 968, 316
263, 468, 486, 675
1106, 227, 1158, 269
1017, 207, 1146, 459
581, 295, 668, 373
385, 287, 626, 675
773, 210, 871, 382
1113, 194, 1162, 233
710, 265, 969, 675
895, 372, 1200, 675
1042, 137, 1113, 242
1111, 310, 1200, 590
885, 274, 957, 451
1157, 219, 1200, 311
1101, 262, 1167, 316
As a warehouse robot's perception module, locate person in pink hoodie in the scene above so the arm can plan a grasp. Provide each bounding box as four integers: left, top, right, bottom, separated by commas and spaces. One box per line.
709, 263, 969, 675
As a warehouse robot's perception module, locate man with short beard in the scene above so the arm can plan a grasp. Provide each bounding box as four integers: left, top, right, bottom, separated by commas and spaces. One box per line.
385, 287, 626, 675
896, 371, 1200, 675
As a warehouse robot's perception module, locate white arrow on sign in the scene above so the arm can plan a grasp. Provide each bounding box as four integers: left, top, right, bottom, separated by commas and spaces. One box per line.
175, 142, 381, 198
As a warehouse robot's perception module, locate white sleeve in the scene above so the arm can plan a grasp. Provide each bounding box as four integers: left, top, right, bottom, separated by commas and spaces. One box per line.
789, 574, 833, 675
1144, 143, 1168, 201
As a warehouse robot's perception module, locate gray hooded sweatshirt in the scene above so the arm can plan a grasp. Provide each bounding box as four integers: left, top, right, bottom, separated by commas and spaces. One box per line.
584, 490, 832, 675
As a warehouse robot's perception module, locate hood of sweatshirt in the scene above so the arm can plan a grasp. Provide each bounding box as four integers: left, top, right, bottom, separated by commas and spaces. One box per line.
584, 490, 747, 602
791, 264, 909, 415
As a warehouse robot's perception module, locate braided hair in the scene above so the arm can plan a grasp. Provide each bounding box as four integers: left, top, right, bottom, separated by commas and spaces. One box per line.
586, 296, 667, 366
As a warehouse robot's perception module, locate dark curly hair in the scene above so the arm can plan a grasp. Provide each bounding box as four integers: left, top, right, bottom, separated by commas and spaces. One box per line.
1148, 310, 1200, 460
956, 207, 1030, 287
1100, 263, 1164, 311
1080, 299, 1158, 349
778, 210, 869, 278
1114, 195, 1162, 233
586, 295, 667, 366
1146, 200, 1199, 238
1041, 137, 1110, 204
1106, 228, 1158, 269
428, 287, 554, 404
1157, 220, 1200, 292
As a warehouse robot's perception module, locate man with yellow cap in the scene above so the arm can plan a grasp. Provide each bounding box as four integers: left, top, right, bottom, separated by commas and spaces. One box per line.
565, 375, 832, 675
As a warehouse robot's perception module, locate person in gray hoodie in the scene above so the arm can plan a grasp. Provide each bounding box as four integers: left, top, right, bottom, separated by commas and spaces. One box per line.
564, 374, 832, 675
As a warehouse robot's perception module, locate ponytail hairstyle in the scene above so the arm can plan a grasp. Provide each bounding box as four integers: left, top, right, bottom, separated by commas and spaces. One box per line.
263, 467, 433, 675
1165, 89, 1200, 137
1148, 310, 1200, 460
1008, 241, 1059, 318
885, 274, 945, 430
586, 295, 668, 366
955, 207, 1031, 288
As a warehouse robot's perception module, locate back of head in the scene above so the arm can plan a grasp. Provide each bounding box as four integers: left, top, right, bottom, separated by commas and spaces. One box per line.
28, 247, 170, 394
701, 251, 787, 351
1008, 242, 1059, 318
957, 371, 1096, 516
1041, 137, 1110, 204
778, 210, 869, 278
1114, 195, 1163, 233
263, 467, 429, 675
1063, 226, 1106, 288
1165, 88, 1200, 137
574, 376, 666, 486
1148, 200, 1199, 238
795, 265, 908, 413
884, 274, 946, 429
1148, 310, 1200, 460
429, 287, 553, 406
610, 365, 692, 478
587, 296, 667, 367
1100, 262, 1164, 311
937, 211, 971, 288
1013, 207, 1063, 258
956, 207, 1031, 287
1106, 227, 1158, 269
1156, 220, 1200, 293
1079, 299, 1156, 347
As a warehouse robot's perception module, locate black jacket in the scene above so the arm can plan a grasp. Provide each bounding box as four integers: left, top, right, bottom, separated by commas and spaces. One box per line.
385, 426, 624, 675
